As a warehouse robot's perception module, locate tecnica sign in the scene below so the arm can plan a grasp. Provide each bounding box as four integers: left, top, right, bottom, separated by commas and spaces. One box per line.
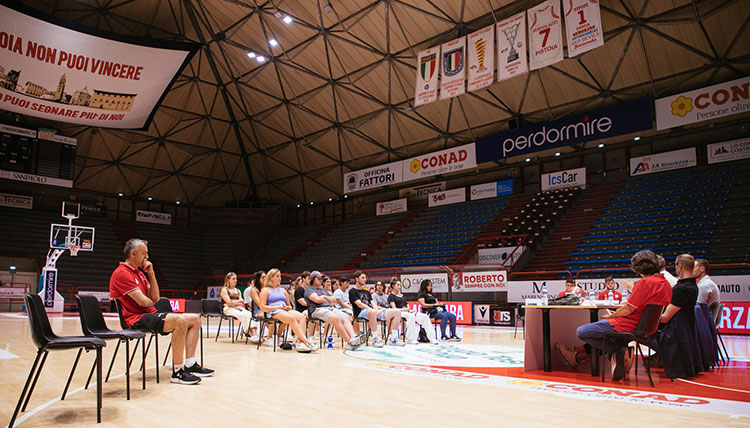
475, 98, 653, 162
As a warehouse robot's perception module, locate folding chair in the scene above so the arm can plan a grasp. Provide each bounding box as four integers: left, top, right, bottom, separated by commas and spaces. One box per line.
713, 303, 730, 364
114, 299, 169, 383
201, 299, 235, 342
9, 293, 105, 428
76, 294, 146, 400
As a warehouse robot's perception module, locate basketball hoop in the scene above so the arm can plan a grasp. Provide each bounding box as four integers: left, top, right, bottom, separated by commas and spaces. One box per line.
68, 245, 80, 257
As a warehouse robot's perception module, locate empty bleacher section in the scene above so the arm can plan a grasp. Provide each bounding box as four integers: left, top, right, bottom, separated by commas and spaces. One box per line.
562, 161, 750, 277
361, 197, 510, 268
283, 212, 411, 272
239, 222, 331, 273
131, 222, 206, 289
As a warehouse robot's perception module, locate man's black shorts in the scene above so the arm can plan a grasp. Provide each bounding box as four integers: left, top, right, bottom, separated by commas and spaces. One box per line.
131, 312, 168, 333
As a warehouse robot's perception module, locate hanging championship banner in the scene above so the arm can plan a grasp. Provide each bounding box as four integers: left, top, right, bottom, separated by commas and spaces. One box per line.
440, 36, 466, 100
496, 12, 528, 82
414, 46, 440, 107
0, 3, 198, 130
528, 0, 564, 70
564, 0, 605, 57
467, 26, 494, 92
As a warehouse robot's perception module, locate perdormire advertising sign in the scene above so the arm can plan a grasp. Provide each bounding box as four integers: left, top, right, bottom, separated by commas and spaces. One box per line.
136, 210, 171, 225
655, 76, 750, 131
630, 148, 696, 176
399, 181, 446, 200
400, 273, 449, 293
404, 143, 476, 181
0, 4, 198, 129
428, 188, 465, 207
470, 179, 514, 200
375, 198, 407, 216
476, 98, 653, 162
541, 167, 586, 191
344, 160, 403, 194
707, 138, 750, 164
453, 271, 507, 292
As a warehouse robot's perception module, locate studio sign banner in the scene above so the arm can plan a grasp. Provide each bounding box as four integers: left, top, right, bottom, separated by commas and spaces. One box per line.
475, 98, 653, 162
0, 3, 198, 129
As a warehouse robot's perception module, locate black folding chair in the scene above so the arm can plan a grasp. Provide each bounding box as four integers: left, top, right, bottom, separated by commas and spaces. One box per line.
113, 299, 169, 383
713, 303, 730, 364
76, 294, 146, 400
9, 293, 106, 428
601, 304, 665, 387
201, 299, 235, 342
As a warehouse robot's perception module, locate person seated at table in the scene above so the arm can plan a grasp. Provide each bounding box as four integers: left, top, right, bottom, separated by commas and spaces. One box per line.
654, 254, 701, 378
220, 272, 256, 339
597, 277, 622, 302
418, 279, 460, 342
694, 258, 721, 318
556, 250, 672, 380
558, 279, 584, 298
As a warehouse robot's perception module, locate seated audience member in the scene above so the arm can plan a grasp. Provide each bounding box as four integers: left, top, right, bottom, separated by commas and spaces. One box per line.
417, 279, 460, 342
657, 255, 679, 287
332, 278, 340, 293
349, 271, 404, 347
221, 272, 256, 338
305, 271, 363, 349
287, 277, 299, 310
559, 279, 584, 298
694, 258, 721, 317
333, 276, 354, 316
259, 268, 317, 352
389, 279, 438, 345
294, 271, 311, 313
597, 277, 623, 302
242, 271, 266, 342
110, 239, 214, 385
372, 281, 390, 308
556, 250, 672, 380
657, 254, 701, 379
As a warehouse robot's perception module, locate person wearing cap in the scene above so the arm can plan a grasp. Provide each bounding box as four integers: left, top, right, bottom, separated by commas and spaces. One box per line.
305, 271, 364, 349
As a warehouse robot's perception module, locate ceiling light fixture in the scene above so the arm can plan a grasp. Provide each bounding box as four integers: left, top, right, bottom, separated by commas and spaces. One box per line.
269, 39, 278, 47
176, 201, 181, 205
118, 192, 123, 197
328, 198, 333, 202
634, 136, 640, 141
310, 201, 314, 205
256, 56, 266, 63
282, 15, 293, 24
247, 52, 256, 58
555, 152, 560, 157
147, 197, 153, 201
344, 195, 348, 199
525, 158, 531, 162
598, 143, 605, 148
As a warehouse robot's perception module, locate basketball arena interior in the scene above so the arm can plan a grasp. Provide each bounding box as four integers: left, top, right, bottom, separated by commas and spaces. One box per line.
0, 1, 748, 427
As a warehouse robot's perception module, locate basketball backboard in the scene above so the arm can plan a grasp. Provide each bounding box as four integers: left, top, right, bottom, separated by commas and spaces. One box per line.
50, 223, 95, 251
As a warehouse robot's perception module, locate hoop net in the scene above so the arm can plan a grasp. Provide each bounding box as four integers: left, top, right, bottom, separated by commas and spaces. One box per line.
68, 245, 81, 257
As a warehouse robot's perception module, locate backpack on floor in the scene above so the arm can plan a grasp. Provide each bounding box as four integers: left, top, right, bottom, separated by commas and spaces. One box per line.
418, 327, 430, 343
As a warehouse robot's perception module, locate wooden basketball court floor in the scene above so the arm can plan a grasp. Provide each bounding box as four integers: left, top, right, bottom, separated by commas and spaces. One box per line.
1, 312, 748, 428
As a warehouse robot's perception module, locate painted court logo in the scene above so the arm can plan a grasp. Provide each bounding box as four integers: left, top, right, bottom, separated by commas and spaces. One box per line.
345, 344, 524, 368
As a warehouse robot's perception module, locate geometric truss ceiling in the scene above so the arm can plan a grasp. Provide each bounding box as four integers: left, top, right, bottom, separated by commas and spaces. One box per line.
3, 0, 749, 207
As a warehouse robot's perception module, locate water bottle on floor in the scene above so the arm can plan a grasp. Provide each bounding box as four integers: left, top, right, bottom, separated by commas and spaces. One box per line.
327, 336, 333, 349
541, 285, 548, 306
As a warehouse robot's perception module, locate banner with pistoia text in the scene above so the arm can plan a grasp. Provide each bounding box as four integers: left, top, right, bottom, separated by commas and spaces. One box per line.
528, 0, 564, 70
655, 76, 750, 131
497, 12, 528, 81
564, 0, 604, 57
467, 26, 494, 92
440, 37, 466, 100
414, 46, 440, 106
0, 4, 197, 129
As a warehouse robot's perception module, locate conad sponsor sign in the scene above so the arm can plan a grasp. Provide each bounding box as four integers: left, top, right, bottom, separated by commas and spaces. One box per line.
453, 271, 506, 292
136, 209, 171, 225
656, 76, 750, 130
400, 273, 448, 293
404, 143, 476, 181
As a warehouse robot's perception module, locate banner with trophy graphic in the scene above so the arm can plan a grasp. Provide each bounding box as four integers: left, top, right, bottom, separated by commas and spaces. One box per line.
440, 36, 466, 100
467, 25, 494, 92
497, 12, 528, 81
564, 0, 605, 57
528, 0, 564, 70
414, 46, 440, 107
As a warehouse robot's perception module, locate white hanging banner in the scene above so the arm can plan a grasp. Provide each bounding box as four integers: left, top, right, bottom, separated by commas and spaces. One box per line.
440, 36, 466, 100
414, 46, 440, 107
375, 198, 407, 216
496, 12, 528, 82
528, 0, 564, 70
564, 0, 605, 57
428, 188, 466, 207
467, 26, 494, 92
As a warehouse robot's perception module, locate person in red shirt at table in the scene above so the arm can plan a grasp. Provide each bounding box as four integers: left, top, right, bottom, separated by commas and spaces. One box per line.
597, 277, 622, 302
556, 250, 672, 380
110, 238, 214, 385
558, 279, 585, 298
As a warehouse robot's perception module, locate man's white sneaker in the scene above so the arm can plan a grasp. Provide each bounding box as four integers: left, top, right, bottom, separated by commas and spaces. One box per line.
387, 333, 405, 346
296, 341, 313, 353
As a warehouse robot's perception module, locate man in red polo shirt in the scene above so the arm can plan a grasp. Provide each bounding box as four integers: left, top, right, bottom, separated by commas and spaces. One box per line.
597, 277, 623, 302
556, 250, 672, 380
110, 238, 214, 384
